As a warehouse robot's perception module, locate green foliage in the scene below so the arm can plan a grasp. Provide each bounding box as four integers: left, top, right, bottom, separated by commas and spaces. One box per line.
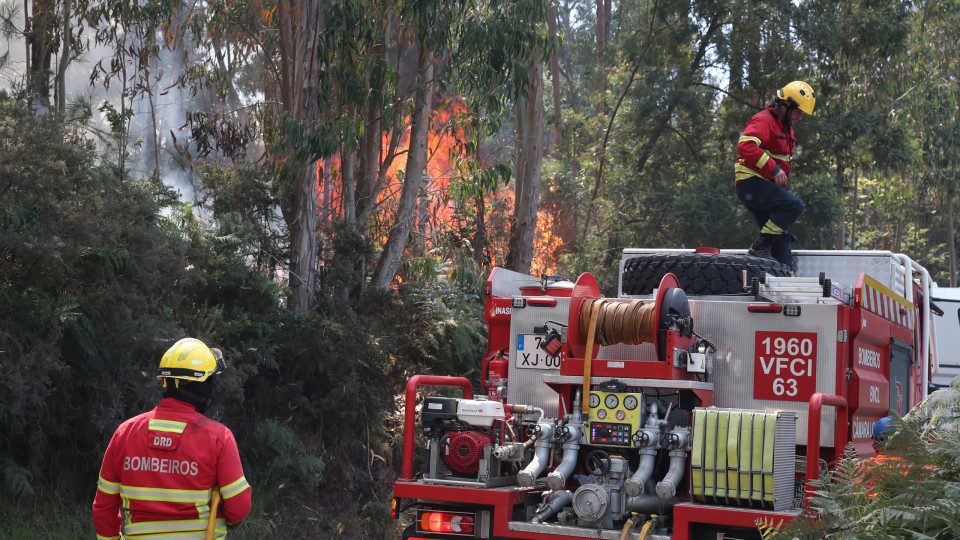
542, 0, 960, 283
452, 0, 551, 108
0, 496, 95, 539
243, 420, 324, 512
790, 172, 845, 249
395, 277, 486, 381
0, 92, 283, 504
8, 0, 960, 534
1, 94, 178, 490
770, 403, 960, 539
0, 89, 432, 532
1, 459, 34, 499
97, 101, 133, 138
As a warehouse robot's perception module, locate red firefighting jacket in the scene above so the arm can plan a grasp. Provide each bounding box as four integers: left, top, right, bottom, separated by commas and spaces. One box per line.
735, 106, 796, 186
92, 398, 252, 540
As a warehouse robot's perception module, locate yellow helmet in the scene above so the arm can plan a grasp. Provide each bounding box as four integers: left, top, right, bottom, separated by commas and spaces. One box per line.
157, 338, 225, 384
777, 81, 816, 115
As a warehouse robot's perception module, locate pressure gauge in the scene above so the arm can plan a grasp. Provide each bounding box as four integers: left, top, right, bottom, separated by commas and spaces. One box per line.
604, 394, 619, 409
589, 393, 601, 408
623, 395, 639, 411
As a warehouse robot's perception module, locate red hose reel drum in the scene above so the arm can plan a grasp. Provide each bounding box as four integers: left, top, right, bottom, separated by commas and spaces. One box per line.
566, 272, 683, 361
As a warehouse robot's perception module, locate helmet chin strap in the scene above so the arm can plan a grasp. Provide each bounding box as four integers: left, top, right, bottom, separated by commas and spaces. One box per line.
780, 100, 799, 128
163, 378, 216, 413
179, 387, 214, 414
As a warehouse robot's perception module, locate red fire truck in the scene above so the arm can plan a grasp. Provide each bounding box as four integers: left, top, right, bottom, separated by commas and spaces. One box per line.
392, 248, 940, 539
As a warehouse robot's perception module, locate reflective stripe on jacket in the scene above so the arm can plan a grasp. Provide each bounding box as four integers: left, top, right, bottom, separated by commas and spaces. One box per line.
92, 397, 252, 539
735, 106, 796, 185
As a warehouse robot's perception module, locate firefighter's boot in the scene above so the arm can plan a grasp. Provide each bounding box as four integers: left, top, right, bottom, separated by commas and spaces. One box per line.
748, 234, 778, 260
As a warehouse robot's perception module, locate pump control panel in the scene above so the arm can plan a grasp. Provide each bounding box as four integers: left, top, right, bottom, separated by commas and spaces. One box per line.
587, 391, 643, 447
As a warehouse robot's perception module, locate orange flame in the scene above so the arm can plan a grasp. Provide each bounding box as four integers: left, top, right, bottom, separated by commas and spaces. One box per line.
313, 100, 562, 277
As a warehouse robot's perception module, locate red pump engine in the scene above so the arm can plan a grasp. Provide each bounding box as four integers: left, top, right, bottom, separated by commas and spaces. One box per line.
444, 429, 494, 474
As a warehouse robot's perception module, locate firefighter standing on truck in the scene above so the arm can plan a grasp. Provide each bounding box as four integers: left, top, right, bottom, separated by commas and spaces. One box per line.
92, 338, 252, 539
735, 80, 816, 269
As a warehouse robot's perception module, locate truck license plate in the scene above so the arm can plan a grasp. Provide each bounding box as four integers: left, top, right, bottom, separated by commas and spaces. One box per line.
515, 334, 561, 369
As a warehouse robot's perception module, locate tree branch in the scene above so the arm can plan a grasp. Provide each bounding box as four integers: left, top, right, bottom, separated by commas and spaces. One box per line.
692, 81, 758, 109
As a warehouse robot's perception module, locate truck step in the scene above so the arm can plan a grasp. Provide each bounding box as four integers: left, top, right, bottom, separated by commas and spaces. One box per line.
508, 520, 669, 539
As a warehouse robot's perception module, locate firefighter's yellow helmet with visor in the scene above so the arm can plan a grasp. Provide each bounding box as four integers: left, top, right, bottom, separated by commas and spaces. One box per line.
157, 338, 225, 386
777, 81, 816, 116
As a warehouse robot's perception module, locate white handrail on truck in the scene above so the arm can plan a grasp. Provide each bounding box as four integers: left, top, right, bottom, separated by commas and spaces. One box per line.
894, 253, 933, 399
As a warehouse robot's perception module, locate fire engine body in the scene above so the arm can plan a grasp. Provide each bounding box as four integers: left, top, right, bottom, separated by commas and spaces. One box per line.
393, 248, 939, 540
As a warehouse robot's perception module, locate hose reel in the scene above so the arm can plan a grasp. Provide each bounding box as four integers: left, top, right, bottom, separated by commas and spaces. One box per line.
567, 272, 690, 361
567, 273, 692, 416
579, 299, 658, 346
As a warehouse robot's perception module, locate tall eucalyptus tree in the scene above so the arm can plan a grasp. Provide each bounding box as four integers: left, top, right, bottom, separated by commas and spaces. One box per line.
796, 0, 912, 248
903, 0, 960, 285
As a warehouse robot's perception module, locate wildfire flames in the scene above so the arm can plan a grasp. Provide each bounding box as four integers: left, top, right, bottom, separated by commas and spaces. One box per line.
314, 100, 558, 277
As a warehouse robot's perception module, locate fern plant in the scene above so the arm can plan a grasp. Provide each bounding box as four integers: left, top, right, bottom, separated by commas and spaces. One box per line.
767, 383, 960, 539
243, 419, 324, 513
1, 458, 34, 498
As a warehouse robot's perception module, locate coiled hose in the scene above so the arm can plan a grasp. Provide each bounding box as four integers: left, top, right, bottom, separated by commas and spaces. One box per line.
580, 299, 657, 345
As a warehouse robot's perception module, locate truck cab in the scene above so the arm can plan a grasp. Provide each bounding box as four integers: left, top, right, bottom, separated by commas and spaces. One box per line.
930, 285, 960, 389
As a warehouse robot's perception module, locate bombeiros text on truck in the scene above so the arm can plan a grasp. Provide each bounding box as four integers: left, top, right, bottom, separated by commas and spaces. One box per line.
391, 248, 944, 540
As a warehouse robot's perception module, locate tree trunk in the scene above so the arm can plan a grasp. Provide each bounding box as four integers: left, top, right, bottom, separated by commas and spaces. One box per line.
593, 0, 609, 169
276, 0, 294, 114
835, 155, 846, 249
719, 0, 746, 164
23, 0, 30, 87
506, 60, 545, 274
118, 63, 129, 177
369, 49, 435, 290
289, 166, 319, 313
949, 191, 957, 287
354, 36, 387, 229
28, 0, 56, 116
320, 157, 333, 227
354, 103, 382, 229
147, 70, 160, 172
473, 195, 487, 266
337, 107, 358, 304
851, 169, 859, 249
889, 167, 901, 251
548, 1, 561, 154
342, 126, 357, 227
415, 190, 429, 254
286, 0, 322, 315
595, 0, 609, 114
55, 0, 70, 114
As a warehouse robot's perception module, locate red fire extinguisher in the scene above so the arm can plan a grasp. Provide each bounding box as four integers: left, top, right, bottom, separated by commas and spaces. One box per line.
486, 350, 508, 402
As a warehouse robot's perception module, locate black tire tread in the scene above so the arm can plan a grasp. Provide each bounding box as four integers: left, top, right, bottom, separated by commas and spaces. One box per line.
621, 253, 790, 296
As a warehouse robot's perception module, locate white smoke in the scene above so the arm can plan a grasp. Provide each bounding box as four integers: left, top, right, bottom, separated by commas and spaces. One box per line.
0, 2, 195, 201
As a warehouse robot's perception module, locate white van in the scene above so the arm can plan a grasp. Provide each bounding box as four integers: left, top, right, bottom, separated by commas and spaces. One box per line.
931, 285, 960, 389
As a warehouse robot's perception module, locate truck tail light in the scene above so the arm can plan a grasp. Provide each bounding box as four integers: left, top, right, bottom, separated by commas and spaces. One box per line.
748, 303, 782, 313
391, 498, 398, 519
418, 510, 475, 535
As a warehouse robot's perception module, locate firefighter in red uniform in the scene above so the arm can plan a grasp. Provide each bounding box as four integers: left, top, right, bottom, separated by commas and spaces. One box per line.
735, 81, 817, 268
92, 338, 252, 539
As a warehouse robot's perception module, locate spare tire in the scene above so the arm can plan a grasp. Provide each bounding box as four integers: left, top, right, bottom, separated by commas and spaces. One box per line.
621, 253, 790, 296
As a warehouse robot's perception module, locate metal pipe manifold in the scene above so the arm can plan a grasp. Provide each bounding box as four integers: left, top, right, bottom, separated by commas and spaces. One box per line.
517, 423, 556, 487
